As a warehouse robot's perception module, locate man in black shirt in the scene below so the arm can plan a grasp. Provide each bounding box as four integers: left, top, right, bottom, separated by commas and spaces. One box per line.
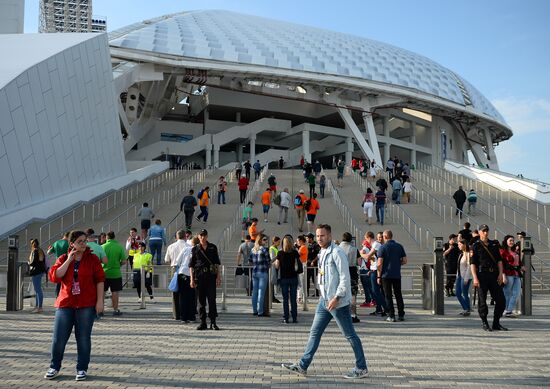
180, 189, 198, 230
458, 222, 473, 243
452, 186, 467, 217
243, 160, 252, 180
470, 224, 507, 332
190, 229, 221, 330
443, 234, 460, 297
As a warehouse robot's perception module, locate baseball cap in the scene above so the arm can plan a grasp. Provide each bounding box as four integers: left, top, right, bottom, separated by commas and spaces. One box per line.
479, 224, 489, 232
199, 229, 208, 236
517, 231, 526, 237
299, 189, 305, 194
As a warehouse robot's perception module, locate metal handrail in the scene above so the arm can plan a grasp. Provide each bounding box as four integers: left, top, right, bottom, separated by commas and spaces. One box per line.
415, 169, 550, 248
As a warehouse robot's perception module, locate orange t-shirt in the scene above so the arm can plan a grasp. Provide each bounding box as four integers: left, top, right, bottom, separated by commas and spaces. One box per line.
306, 198, 320, 215
199, 191, 209, 207
295, 193, 307, 209
298, 245, 308, 263
261, 191, 271, 205
248, 224, 258, 241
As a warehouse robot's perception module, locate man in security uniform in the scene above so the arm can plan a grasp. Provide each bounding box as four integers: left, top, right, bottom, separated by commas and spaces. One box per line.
470, 224, 507, 332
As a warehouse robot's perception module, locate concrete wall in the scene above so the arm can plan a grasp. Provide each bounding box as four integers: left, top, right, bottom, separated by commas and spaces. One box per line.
0, 33, 126, 225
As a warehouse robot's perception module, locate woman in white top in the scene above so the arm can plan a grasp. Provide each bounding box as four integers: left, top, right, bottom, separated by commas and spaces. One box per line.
369, 161, 377, 179
402, 178, 412, 203
362, 188, 375, 225
456, 239, 473, 316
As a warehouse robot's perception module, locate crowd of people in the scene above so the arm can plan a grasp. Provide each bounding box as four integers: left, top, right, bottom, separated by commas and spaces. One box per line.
24, 156, 534, 382
441, 222, 529, 330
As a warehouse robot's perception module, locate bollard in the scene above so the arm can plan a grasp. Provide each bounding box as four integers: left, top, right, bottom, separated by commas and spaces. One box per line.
302, 266, 308, 311
140, 266, 146, 309
422, 263, 433, 310
433, 237, 445, 315
6, 235, 19, 311
520, 237, 532, 316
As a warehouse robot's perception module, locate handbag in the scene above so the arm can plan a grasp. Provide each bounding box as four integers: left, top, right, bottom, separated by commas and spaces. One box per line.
168, 267, 179, 292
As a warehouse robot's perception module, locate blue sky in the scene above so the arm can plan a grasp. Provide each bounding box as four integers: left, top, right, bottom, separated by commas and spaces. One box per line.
24, 0, 550, 182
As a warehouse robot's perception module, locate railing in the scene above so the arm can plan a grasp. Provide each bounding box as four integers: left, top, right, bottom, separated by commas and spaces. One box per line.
216, 166, 269, 260
415, 168, 550, 248
419, 161, 550, 225
0, 167, 191, 264
327, 178, 364, 243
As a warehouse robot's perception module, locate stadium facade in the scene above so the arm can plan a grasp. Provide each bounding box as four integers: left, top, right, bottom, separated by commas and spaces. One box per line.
0, 9, 511, 235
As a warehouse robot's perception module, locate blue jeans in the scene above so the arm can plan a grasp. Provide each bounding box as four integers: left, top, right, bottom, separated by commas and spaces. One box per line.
455, 276, 471, 311
369, 271, 387, 312
252, 272, 269, 315
32, 273, 44, 308
197, 206, 209, 222
359, 269, 372, 302
280, 277, 298, 321
50, 307, 96, 371
299, 299, 367, 371
503, 275, 522, 312
376, 204, 385, 224
149, 240, 163, 265
217, 191, 226, 204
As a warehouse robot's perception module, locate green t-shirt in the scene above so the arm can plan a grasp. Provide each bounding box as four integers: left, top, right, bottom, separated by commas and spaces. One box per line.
243, 206, 253, 220
307, 175, 315, 185
101, 239, 126, 279
87, 242, 106, 260
50, 239, 69, 258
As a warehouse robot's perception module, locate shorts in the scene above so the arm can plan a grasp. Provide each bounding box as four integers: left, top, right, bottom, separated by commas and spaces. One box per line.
262, 204, 270, 213
349, 267, 359, 296
269, 185, 277, 192
337, 172, 344, 179
306, 214, 316, 223
104, 277, 123, 292
141, 219, 151, 230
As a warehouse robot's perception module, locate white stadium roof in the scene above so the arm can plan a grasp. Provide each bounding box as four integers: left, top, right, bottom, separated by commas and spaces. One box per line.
109, 10, 510, 138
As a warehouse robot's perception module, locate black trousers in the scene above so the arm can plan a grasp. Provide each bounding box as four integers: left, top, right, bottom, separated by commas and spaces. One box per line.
196, 273, 218, 324
455, 202, 464, 215
240, 189, 247, 203
477, 271, 505, 324
177, 274, 196, 321
306, 268, 317, 296
184, 210, 195, 229
382, 278, 405, 318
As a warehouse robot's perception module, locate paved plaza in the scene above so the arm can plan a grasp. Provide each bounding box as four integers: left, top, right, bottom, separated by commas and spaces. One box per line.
1, 294, 549, 388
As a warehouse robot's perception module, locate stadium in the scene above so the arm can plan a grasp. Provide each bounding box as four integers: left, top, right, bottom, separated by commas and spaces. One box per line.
0, 10, 513, 232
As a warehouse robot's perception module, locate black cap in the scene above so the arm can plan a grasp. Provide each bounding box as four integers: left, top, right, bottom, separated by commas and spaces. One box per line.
517, 231, 526, 237
307, 233, 315, 239
199, 229, 208, 236
479, 224, 489, 232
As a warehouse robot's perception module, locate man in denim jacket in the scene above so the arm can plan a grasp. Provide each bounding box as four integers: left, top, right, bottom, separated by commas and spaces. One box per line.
282, 224, 368, 379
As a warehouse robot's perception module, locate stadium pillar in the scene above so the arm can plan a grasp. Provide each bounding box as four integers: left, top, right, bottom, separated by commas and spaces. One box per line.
411, 122, 417, 166
302, 129, 311, 163
205, 144, 212, 168
250, 135, 256, 163
345, 137, 353, 165
237, 144, 243, 162
213, 145, 220, 168
383, 116, 390, 163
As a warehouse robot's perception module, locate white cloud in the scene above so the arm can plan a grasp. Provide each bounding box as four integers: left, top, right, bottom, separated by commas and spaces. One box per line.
492, 97, 550, 135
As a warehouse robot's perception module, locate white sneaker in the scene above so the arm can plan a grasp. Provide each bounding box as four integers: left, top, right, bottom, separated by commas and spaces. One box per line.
344, 367, 369, 379
282, 362, 307, 376
149, 297, 156, 303
44, 368, 59, 379
75, 370, 87, 381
